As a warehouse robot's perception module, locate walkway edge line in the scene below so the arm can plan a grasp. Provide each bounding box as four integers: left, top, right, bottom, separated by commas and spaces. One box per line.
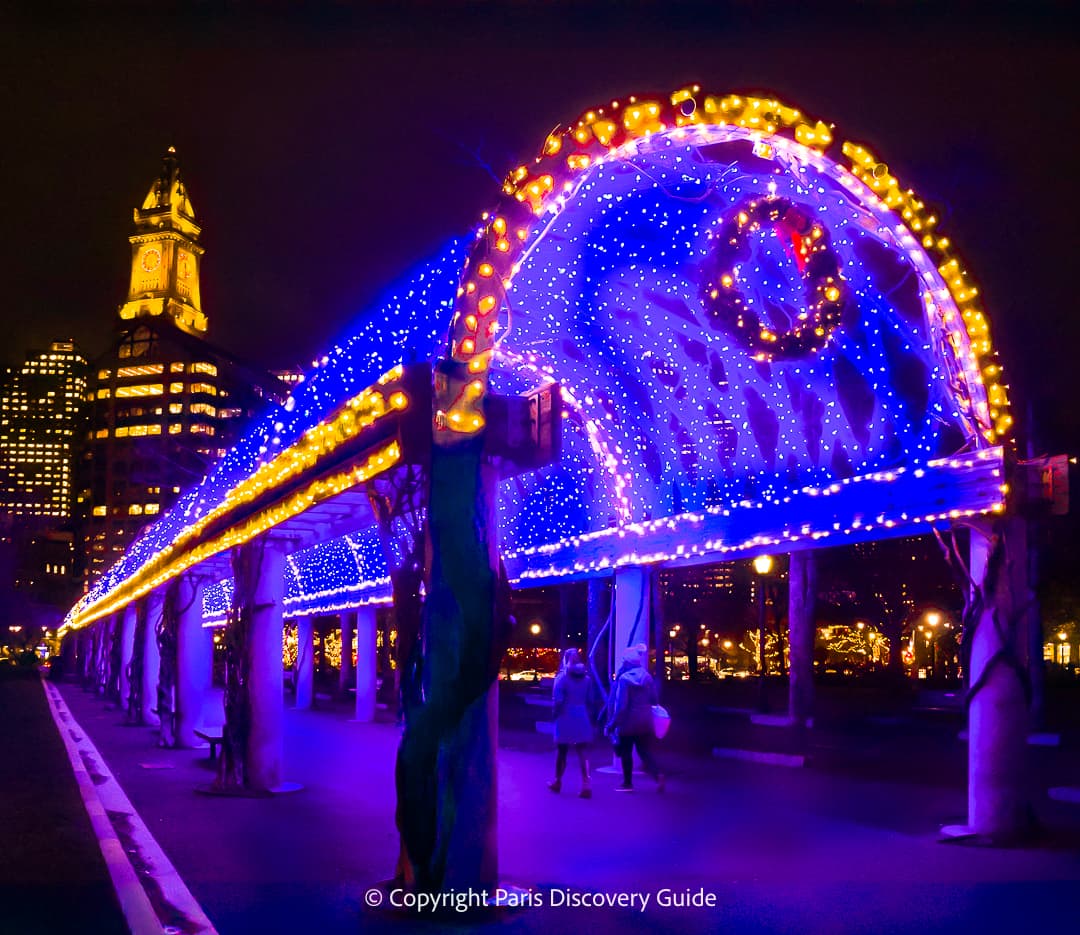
43, 679, 220, 935
41, 678, 163, 935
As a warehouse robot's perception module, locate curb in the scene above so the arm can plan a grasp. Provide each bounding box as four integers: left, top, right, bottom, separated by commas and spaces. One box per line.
712, 746, 805, 768
41, 678, 219, 935
1048, 786, 1080, 804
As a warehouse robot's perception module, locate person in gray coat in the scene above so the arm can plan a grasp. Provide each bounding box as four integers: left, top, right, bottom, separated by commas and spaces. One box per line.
548, 648, 595, 798
605, 644, 665, 792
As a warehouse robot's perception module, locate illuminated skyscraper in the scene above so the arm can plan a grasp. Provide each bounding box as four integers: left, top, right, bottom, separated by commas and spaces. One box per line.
78, 148, 295, 582
0, 341, 88, 520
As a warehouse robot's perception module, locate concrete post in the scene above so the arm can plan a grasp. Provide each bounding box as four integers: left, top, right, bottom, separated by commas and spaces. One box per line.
93, 621, 108, 693
176, 575, 211, 748
100, 618, 114, 694
105, 613, 123, 702
788, 550, 817, 728
107, 615, 120, 696
295, 615, 314, 710
598, 562, 652, 778
613, 566, 650, 674
964, 517, 1033, 839
60, 630, 77, 678
339, 611, 355, 698
118, 603, 137, 716
79, 629, 93, 686
81, 627, 92, 687
141, 592, 163, 727
354, 606, 377, 722
247, 538, 287, 792
586, 576, 610, 690
649, 569, 666, 684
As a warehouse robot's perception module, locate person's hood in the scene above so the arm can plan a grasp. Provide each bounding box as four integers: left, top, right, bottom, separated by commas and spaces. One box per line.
620, 665, 651, 687
566, 662, 587, 678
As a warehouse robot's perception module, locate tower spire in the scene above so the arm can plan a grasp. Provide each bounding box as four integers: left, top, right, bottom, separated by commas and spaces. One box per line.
119, 147, 206, 335
138, 145, 196, 229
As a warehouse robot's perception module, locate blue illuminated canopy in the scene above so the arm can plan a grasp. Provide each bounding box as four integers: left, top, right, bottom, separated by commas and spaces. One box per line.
68, 93, 1008, 630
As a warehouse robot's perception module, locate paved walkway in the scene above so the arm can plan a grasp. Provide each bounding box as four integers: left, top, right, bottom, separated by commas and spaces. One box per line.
56, 680, 1080, 935
0, 672, 128, 935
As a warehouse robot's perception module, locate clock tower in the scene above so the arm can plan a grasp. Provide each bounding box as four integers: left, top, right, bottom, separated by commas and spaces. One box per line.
119, 146, 208, 336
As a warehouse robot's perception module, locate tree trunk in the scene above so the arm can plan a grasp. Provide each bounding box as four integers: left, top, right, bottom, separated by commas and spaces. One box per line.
158, 581, 180, 747
395, 441, 509, 892
883, 607, 904, 679
216, 541, 257, 791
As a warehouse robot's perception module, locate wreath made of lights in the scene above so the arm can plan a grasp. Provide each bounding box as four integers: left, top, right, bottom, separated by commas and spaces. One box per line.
700, 196, 851, 361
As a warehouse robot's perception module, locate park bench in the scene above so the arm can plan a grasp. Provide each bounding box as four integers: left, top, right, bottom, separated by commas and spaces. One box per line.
193, 728, 223, 760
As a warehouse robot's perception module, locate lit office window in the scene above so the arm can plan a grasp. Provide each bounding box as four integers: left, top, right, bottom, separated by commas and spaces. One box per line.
115, 384, 164, 398
117, 364, 164, 378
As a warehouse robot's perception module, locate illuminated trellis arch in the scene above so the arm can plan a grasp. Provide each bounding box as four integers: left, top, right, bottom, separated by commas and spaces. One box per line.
436, 87, 1011, 579
63, 87, 1014, 631
437, 87, 1008, 444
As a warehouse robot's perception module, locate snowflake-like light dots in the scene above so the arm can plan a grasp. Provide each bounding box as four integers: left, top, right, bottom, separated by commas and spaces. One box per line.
505, 448, 1005, 584
445, 88, 1005, 448
202, 530, 392, 624
496, 139, 962, 524
463, 89, 1009, 575
492, 346, 634, 534
66, 89, 1012, 631
63, 241, 467, 632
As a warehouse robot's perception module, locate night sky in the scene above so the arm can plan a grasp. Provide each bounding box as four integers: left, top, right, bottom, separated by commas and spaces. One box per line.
3, 1, 1077, 457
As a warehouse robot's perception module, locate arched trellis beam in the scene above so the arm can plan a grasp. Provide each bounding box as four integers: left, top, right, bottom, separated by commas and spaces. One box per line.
435, 87, 1010, 447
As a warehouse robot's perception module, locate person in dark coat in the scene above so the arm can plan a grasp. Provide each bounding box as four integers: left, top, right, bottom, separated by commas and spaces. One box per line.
605, 644, 664, 792
548, 648, 595, 798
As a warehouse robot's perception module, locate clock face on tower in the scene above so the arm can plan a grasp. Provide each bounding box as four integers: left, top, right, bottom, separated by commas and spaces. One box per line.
177, 250, 191, 279
141, 247, 162, 272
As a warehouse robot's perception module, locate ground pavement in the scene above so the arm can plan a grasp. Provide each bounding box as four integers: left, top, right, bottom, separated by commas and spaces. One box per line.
0, 671, 128, 935
53, 679, 1080, 935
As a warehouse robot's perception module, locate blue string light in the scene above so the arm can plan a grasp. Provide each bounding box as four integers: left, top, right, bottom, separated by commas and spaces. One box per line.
69, 118, 1004, 629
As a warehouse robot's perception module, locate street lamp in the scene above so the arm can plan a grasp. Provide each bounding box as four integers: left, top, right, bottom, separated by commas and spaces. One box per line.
923, 612, 941, 675
753, 555, 773, 711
